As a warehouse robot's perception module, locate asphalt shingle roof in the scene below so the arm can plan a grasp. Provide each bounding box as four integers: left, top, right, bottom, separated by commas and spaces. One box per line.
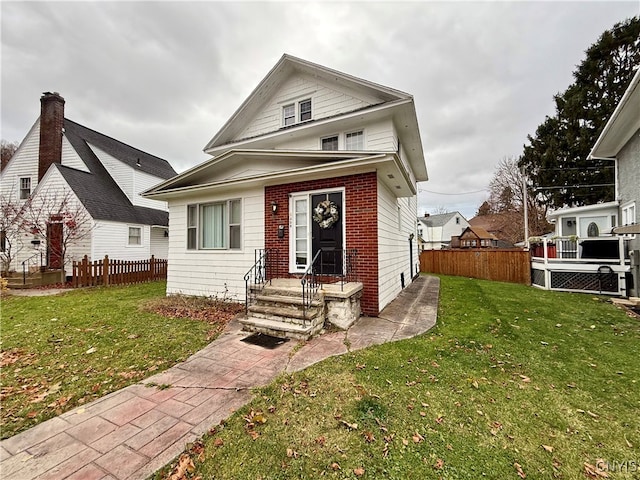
58, 119, 175, 226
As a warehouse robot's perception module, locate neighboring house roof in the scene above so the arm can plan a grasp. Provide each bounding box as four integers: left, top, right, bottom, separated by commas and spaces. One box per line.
589, 68, 640, 159
461, 226, 497, 240
59, 119, 175, 225
547, 201, 619, 220
418, 212, 458, 228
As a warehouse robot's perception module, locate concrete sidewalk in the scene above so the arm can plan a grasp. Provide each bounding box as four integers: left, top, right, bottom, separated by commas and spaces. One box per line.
0, 276, 439, 480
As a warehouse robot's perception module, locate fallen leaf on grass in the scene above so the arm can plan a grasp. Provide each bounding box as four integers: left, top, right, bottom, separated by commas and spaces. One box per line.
340, 420, 358, 430
514, 462, 526, 478
353, 467, 365, 476
584, 461, 609, 478
169, 453, 195, 480
330, 462, 341, 471
363, 431, 375, 443
542, 445, 554, 453
519, 375, 531, 383
286, 448, 299, 459
85, 347, 96, 354
434, 458, 445, 470
412, 432, 424, 443
213, 438, 224, 447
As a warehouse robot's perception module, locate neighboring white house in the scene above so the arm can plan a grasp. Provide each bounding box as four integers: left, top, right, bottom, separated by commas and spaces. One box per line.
417, 212, 469, 250
531, 69, 640, 297
0, 92, 177, 275
144, 54, 428, 322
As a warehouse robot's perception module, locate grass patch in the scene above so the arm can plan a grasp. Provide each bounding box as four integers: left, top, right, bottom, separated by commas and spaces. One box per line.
155, 276, 640, 480
0, 282, 241, 439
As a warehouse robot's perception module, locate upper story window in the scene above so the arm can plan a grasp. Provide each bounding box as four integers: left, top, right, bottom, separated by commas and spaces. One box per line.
283, 98, 312, 127
19, 177, 31, 199
283, 104, 295, 126
299, 99, 312, 122
345, 130, 364, 150
321, 135, 339, 151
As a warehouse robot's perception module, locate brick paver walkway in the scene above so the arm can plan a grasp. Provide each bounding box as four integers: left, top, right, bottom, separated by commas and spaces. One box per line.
0, 276, 439, 479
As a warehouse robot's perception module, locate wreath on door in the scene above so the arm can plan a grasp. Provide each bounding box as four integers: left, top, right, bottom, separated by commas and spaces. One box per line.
313, 200, 340, 229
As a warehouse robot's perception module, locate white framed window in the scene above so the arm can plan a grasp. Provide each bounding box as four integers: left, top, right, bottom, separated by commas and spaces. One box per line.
128, 226, 142, 246
19, 177, 31, 200
345, 130, 364, 150
187, 199, 241, 250
321, 135, 339, 151
299, 99, 312, 122
283, 104, 295, 126
622, 202, 636, 226
291, 194, 309, 271
282, 99, 312, 126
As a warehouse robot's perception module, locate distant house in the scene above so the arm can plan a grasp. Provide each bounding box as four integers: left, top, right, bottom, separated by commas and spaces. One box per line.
468, 212, 522, 246
455, 226, 499, 248
417, 212, 469, 250
144, 54, 428, 335
0, 92, 177, 274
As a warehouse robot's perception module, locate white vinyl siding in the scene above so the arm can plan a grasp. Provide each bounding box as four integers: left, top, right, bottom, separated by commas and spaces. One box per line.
61, 136, 89, 172
239, 72, 381, 140
0, 120, 40, 200
377, 179, 418, 312
166, 187, 264, 302
92, 221, 152, 261
89, 143, 169, 211
150, 227, 169, 259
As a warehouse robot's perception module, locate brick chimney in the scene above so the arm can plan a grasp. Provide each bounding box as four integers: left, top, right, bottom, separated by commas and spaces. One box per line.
38, 92, 65, 182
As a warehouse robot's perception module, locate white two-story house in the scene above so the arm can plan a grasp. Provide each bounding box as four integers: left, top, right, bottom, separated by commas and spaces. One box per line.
144, 54, 429, 336
0, 92, 176, 276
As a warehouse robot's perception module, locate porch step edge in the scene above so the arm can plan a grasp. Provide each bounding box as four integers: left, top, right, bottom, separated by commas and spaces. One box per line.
248, 304, 322, 321
240, 316, 324, 340
254, 294, 323, 307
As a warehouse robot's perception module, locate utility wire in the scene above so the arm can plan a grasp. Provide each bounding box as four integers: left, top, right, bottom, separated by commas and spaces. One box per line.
419, 188, 487, 196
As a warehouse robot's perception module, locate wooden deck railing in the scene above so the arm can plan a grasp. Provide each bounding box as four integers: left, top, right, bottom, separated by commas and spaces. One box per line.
72, 255, 167, 288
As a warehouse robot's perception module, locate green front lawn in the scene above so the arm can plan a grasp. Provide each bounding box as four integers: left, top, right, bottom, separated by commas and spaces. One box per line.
156, 276, 640, 480
0, 282, 236, 439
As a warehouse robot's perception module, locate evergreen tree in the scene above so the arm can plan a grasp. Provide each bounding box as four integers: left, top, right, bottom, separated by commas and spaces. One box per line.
519, 17, 640, 208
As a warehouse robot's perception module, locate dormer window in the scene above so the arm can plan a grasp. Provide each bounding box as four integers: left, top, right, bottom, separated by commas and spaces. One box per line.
282, 98, 312, 126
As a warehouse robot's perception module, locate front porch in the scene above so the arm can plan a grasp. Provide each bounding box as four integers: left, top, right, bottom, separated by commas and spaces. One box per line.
531, 236, 632, 296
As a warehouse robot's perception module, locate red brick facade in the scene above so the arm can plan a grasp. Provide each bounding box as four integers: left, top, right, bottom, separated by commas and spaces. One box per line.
264, 172, 380, 315
38, 92, 65, 182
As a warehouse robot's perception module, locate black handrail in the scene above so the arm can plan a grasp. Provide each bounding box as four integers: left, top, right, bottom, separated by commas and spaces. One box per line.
22, 252, 44, 285
301, 250, 322, 321
243, 249, 272, 314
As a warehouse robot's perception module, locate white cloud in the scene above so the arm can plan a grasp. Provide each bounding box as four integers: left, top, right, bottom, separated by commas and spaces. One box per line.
2, 1, 636, 218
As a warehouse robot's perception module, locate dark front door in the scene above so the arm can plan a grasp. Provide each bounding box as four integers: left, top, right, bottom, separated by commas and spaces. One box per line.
311, 192, 343, 275
47, 220, 63, 269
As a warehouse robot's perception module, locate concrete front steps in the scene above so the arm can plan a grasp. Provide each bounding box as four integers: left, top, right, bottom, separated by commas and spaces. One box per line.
241, 280, 325, 340
3, 270, 63, 289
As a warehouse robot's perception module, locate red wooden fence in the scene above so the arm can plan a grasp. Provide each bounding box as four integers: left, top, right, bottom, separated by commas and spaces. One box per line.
72, 255, 167, 288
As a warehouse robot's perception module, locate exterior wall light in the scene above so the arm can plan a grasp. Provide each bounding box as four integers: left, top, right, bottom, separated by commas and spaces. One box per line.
271, 201, 278, 214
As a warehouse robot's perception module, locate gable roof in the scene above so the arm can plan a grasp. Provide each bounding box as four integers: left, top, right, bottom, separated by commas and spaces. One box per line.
418, 212, 463, 228
205, 54, 412, 152
460, 225, 497, 240
56, 119, 175, 225
589, 68, 640, 159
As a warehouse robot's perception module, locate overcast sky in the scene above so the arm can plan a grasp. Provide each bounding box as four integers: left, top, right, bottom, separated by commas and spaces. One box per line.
1, 1, 638, 219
